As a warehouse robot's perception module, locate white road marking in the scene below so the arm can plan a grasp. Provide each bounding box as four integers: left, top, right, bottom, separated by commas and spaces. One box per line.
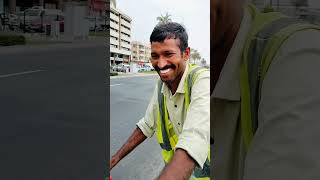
0, 70, 44, 78
110, 84, 122, 87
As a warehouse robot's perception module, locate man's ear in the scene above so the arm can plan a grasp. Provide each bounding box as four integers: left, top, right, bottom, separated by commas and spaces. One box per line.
183, 47, 191, 61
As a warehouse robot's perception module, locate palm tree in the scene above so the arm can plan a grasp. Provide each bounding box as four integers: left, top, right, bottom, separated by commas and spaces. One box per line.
190, 49, 201, 65
156, 12, 172, 25
200, 58, 207, 66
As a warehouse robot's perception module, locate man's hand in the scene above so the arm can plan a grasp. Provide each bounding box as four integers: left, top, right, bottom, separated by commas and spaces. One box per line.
158, 149, 196, 180
110, 155, 120, 170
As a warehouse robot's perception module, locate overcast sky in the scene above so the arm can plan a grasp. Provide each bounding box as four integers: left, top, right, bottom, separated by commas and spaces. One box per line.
116, 0, 210, 63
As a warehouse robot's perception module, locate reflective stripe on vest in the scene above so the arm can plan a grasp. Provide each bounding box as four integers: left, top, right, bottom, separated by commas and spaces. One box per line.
241, 4, 320, 151
156, 63, 210, 179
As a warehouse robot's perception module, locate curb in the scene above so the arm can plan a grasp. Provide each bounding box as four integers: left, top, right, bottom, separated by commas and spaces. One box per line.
110, 73, 158, 79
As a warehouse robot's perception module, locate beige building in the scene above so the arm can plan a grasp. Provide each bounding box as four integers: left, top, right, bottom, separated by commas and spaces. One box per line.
131, 41, 151, 64
109, 0, 132, 64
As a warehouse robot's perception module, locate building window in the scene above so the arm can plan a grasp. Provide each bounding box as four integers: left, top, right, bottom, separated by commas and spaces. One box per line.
121, 24, 131, 31
110, 27, 119, 32
111, 35, 118, 41
122, 47, 130, 51
111, 11, 119, 17
121, 17, 131, 24
121, 32, 131, 38
110, 19, 119, 24
121, 39, 130, 44
111, 44, 118, 48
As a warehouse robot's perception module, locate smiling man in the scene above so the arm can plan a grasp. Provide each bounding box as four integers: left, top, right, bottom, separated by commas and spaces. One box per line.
110, 22, 210, 180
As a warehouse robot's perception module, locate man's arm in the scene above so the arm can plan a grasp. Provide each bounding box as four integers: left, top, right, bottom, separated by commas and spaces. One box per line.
157, 149, 196, 180
110, 127, 147, 170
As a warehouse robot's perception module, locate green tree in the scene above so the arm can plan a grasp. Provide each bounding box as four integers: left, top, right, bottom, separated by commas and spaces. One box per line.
156, 12, 172, 25
200, 58, 207, 66
190, 49, 201, 65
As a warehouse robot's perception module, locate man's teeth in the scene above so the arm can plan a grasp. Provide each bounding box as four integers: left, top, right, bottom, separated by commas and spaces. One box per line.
160, 68, 171, 74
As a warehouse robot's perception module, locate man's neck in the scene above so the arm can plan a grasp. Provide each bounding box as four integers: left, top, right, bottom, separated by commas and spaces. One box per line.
211, 11, 243, 93
167, 68, 185, 95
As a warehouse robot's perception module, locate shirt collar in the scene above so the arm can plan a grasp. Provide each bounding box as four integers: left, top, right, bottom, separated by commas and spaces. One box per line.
161, 62, 189, 96
212, 7, 252, 101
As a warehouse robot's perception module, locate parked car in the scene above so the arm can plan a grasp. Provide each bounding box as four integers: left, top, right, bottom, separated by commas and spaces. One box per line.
111, 65, 120, 72
85, 16, 106, 32
138, 64, 154, 72
111, 64, 130, 72
22, 7, 64, 32
8, 14, 19, 28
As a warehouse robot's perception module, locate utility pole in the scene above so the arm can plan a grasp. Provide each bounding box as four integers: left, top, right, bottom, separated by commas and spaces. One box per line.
9, 0, 16, 14
39, 0, 44, 8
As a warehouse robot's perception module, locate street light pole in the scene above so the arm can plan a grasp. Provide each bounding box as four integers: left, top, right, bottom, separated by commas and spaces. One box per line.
23, 10, 26, 33
0, 0, 3, 14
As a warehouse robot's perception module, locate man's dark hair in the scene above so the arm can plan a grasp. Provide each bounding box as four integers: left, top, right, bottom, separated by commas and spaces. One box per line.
150, 22, 188, 53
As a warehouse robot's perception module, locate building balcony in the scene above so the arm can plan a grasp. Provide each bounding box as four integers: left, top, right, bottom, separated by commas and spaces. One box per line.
120, 19, 131, 29
120, 34, 131, 42
110, 21, 119, 29
110, 30, 119, 38
120, 27, 131, 35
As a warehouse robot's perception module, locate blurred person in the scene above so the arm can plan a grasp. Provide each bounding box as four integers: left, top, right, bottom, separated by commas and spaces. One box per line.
110, 22, 210, 180
212, 0, 320, 179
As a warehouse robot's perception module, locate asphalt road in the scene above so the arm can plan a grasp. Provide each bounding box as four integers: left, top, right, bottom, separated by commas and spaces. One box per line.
110, 75, 164, 180
0, 43, 107, 180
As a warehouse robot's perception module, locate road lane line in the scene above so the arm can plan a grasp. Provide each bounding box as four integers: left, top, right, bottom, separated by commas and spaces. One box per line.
110, 84, 122, 87
0, 70, 44, 78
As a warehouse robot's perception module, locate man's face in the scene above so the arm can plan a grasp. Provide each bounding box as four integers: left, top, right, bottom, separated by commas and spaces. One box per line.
150, 38, 189, 85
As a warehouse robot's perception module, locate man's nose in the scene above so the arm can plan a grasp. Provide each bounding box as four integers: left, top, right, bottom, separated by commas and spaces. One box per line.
157, 57, 168, 69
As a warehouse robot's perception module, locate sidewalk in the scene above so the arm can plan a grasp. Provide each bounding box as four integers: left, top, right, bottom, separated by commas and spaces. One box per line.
110, 72, 158, 79
25, 33, 106, 44
0, 34, 105, 55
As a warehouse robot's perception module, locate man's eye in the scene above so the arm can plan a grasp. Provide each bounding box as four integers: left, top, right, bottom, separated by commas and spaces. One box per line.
164, 53, 174, 57
151, 56, 159, 59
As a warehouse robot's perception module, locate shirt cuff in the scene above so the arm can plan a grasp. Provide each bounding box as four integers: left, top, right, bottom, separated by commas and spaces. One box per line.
175, 135, 209, 169
136, 118, 155, 138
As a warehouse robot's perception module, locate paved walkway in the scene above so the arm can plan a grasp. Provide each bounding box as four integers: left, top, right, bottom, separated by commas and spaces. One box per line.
110, 72, 158, 79
0, 37, 105, 55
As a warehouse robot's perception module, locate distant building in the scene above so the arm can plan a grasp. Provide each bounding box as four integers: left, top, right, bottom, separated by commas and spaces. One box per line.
131, 41, 151, 64
0, 0, 109, 15
108, 0, 131, 64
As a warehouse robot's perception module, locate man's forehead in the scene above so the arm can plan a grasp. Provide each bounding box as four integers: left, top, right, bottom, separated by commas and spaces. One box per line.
151, 38, 181, 48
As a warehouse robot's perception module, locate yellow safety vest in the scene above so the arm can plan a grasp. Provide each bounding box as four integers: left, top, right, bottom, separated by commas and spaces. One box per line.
156, 63, 210, 180
241, 4, 320, 151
